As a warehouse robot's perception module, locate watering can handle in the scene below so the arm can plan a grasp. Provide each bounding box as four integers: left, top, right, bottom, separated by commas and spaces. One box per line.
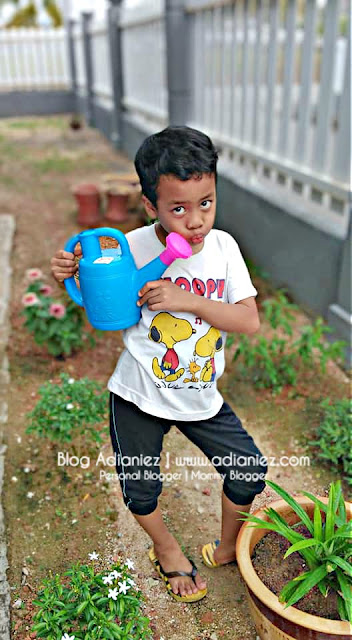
63, 227, 131, 307
89, 227, 131, 256
64, 231, 84, 306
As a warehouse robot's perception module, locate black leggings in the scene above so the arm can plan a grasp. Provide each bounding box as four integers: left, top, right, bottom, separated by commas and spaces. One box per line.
109, 392, 268, 515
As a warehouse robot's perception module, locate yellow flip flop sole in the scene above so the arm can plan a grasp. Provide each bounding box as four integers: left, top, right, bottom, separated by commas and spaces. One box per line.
148, 547, 207, 603
201, 539, 237, 568
201, 539, 221, 568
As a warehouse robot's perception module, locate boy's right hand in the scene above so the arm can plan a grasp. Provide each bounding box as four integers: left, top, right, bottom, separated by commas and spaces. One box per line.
50, 245, 82, 283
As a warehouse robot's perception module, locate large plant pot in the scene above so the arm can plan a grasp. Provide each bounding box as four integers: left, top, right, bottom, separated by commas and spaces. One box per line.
236, 496, 352, 639
72, 183, 101, 227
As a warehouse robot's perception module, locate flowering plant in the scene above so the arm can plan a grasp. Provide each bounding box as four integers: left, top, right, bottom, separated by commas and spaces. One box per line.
31, 553, 153, 639
26, 373, 108, 445
21, 268, 95, 358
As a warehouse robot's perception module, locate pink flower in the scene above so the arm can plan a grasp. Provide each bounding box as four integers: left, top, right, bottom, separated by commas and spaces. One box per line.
22, 292, 40, 307
39, 284, 53, 297
26, 268, 43, 281
49, 303, 66, 319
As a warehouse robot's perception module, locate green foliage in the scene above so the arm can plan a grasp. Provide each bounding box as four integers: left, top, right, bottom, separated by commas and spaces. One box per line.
31, 557, 153, 639
245, 258, 270, 281
26, 373, 108, 444
227, 290, 346, 393
240, 480, 352, 623
309, 398, 352, 486
21, 276, 95, 357
5, 0, 62, 28
34, 154, 76, 174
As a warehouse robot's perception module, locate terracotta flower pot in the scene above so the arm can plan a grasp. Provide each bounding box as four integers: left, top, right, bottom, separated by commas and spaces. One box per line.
72, 183, 101, 227
236, 496, 352, 640
104, 189, 129, 223
101, 172, 141, 211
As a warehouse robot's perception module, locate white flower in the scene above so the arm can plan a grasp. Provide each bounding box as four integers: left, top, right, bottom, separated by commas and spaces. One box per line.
27, 492, 35, 499
16, 436, 22, 444
127, 577, 136, 586
108, 587, 119, 600
68, 378, 75, 384
23, 467, 30, 473
66, 403, 74, 410
102, 574, 114, 586
88, 551, 99, 561
124, 558, 134, 570
71, 519, 78, 525
61, 634, 75, 640
118, 580, 131, 595
11, 476, 18, 483
109, 570, 121, 580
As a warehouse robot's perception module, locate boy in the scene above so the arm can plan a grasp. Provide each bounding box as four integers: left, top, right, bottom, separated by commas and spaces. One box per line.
51, 126, 267, 603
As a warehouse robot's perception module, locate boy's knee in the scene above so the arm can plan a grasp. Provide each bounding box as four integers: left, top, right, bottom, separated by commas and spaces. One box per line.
124, 495, 159, 516
120, 478, 162, 516
223, 449, 268, 505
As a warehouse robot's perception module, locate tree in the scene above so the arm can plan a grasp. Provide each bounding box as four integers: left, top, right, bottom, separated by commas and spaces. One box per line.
1, 0, 63, 28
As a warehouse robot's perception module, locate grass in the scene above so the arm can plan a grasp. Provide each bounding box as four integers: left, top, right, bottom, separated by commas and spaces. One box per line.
33, 153, 77, 174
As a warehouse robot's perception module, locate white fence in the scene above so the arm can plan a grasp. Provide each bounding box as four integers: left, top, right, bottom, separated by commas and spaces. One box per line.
0, 1, 350, 240
0, 27, 70, 90
120, 0, 168, 131
185, 0, 350, 239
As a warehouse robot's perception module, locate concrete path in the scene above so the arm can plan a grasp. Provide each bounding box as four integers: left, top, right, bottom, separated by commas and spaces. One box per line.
0, 214, 15, 639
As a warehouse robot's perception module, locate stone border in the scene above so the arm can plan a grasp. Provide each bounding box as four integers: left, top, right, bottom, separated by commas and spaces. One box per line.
0, 214, 15, 639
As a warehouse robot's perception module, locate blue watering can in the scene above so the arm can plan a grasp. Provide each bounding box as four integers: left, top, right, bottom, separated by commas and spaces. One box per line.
64, 227, 192, 330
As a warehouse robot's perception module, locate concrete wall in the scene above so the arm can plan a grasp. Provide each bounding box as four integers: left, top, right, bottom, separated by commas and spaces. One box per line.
0, 90, 75, 118
216, 174, 343, 318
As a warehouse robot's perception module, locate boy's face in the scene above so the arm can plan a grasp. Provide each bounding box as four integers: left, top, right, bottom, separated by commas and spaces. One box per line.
142, 173, 216, 254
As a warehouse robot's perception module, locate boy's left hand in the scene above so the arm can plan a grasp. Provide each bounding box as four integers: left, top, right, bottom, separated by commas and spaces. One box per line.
137, 280, 194, 313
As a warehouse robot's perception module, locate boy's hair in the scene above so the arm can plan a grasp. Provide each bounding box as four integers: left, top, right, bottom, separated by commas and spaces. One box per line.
134, 126, 218, 208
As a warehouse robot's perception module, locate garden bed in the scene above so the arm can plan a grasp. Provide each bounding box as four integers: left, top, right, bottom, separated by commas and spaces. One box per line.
0, 116, 350, 639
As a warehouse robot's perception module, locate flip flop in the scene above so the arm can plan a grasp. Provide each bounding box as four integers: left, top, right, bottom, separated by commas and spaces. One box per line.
201, 539, 237, 568
201, 539, 221, 568
148, 547, 207, 603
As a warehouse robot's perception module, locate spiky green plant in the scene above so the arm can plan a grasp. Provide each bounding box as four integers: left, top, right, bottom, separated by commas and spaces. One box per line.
240, 480, 352, 623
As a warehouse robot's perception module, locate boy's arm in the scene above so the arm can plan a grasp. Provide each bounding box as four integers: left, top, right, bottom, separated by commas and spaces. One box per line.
187, 294, 260, 334
137, 280, 260, 335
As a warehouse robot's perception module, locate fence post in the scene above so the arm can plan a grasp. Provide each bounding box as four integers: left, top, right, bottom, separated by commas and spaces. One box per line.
107, 0, 124, 148
66, 18, 78, 112
165, 0, 191, 125
328, 208, 352, 367
81, 11, 94, 127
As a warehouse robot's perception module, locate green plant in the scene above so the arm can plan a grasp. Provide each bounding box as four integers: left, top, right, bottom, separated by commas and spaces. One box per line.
26, 373, 108, 445
293, 318, 346, 373
227, 290, 346, 393
21, 269, 95, 357
34, 154, 76, 174
309, 398, 352, 485
240, 480, 352, 623
31, 554, 153, 639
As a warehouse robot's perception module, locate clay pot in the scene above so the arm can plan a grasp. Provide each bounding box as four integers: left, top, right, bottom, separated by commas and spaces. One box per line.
101, 172, 141, 210
104, 189, 129, 223
72, 183, 101, 227
236, 497, 352, 639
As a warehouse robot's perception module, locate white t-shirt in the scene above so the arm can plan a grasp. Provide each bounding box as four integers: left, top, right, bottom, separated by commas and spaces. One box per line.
107, 224, 257, 421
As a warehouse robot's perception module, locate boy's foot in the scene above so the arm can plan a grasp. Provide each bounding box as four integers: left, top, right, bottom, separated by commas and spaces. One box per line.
213, 541, 237, 565
202, 539, 237, 568
153, 539, 207, 598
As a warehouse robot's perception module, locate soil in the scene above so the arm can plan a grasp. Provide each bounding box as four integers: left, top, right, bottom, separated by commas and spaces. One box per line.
252, 526, 340, 620
0, 115, 350, 640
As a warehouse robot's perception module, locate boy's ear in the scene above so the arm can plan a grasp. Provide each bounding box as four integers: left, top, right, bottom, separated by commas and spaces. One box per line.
142, 195, 158, 219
